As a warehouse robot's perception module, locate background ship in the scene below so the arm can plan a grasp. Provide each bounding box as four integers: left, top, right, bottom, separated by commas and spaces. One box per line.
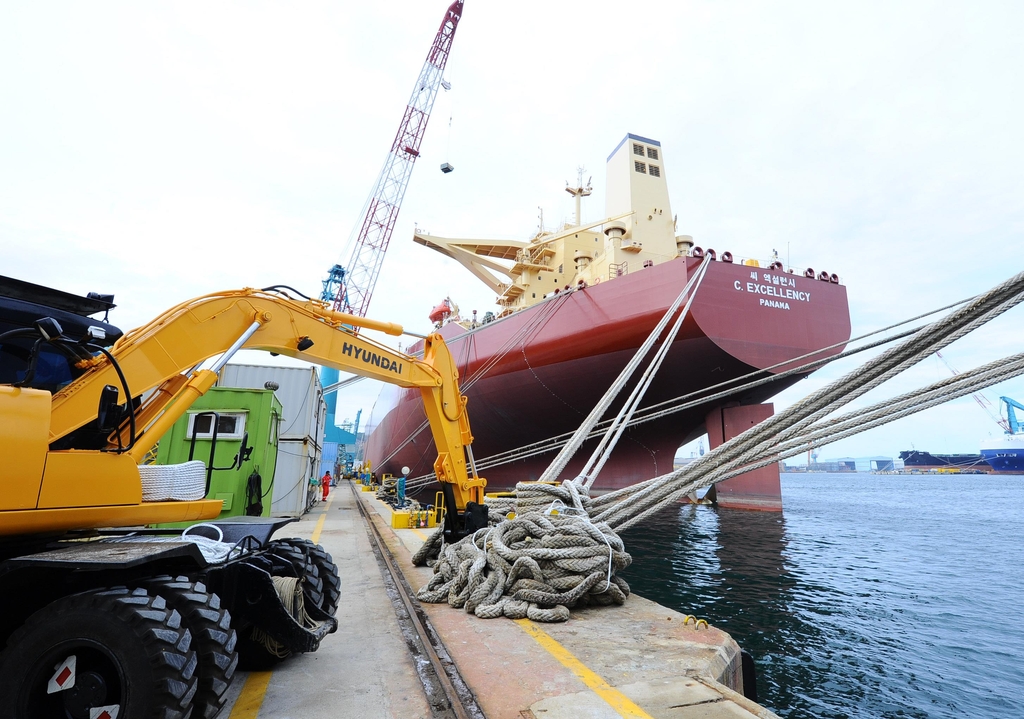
898, 450, 992, 471
979, 396, 1024, 472
363, 134, 853, 509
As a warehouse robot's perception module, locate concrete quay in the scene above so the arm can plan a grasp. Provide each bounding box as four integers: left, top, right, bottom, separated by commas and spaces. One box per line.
220, 481, 781, 719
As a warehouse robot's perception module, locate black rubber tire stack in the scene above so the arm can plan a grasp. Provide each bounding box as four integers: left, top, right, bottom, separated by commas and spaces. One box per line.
144, 576, 239, 719
265, 538, 325, 611
272, 537, 341, 616
0, 587, 197, 719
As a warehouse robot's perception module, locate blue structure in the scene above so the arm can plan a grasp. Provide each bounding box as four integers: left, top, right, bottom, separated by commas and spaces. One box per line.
321, 264, 348, 311
1000, 396, 1024, 434
321, 365, 359, 475
319, 268, 360, 475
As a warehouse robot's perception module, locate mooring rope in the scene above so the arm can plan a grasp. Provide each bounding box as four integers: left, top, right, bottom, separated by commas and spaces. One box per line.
536, 255, 713, 484
412, 269, 1024, 622
578, 258, 712, 488
591, 268, 1024, 531
402, 293, 967, 493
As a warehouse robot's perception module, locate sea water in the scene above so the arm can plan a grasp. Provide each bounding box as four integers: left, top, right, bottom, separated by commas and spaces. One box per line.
619, 472, 1024, 719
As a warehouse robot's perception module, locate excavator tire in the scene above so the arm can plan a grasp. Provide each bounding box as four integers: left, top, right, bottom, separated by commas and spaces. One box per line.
266, 539, 325, 610
273, 537, 341, 616
144, 576, 238, 719
0, 586, 198, 719
235, 626, 288, 672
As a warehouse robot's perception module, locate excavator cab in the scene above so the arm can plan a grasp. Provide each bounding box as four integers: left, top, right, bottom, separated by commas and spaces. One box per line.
0, 276, 120, 394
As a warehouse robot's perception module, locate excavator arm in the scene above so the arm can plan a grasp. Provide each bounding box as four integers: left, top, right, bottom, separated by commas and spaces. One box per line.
2, 287, 486, 535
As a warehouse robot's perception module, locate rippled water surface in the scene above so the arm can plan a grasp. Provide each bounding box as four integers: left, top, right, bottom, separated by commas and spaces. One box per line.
619, 472, 1024, 719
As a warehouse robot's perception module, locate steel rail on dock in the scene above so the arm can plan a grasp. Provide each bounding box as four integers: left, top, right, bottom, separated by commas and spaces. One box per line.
349, 481, 484, 719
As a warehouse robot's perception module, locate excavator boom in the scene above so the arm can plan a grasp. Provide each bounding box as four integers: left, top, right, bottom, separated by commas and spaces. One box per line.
3, 286, 486, 536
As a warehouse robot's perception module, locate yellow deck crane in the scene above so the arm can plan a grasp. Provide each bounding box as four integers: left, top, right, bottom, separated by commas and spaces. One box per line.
0, 277, 487, 718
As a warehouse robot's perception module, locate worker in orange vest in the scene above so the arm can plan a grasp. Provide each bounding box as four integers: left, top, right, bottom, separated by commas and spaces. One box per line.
321, 471, 331, 501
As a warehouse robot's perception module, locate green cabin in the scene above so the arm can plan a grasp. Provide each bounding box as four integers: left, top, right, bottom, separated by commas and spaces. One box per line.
155, 387, 281, 522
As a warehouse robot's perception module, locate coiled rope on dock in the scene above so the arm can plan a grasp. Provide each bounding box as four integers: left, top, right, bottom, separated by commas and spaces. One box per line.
415, 480, 631, 622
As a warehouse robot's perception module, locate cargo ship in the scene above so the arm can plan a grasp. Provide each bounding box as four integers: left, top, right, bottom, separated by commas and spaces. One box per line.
898, 450, 992, 471
980, 397, 1024, 472
363, 134, 852, 509
979, 436, 1024, 472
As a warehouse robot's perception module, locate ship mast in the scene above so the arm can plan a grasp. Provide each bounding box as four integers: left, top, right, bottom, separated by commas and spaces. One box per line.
565, 167, 592, 227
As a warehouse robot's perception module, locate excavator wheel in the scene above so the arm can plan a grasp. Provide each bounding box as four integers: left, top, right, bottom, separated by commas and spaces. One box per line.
234, 626, 288, 672
0, 586, 197, 719
266, 538, 325, 610
143, 576, 238, 719
273, 537, 341, 616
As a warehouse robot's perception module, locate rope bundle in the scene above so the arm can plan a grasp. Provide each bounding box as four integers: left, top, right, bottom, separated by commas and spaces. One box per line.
589, 268, 1024, 532
415, 481, 631, 623
250, 575, 325, 657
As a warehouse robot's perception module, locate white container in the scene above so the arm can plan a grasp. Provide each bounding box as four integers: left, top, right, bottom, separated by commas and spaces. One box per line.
218, 364, 328, 515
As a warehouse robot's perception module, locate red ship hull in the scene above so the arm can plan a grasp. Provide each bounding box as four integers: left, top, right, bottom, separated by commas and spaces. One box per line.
364, 256, 850, 499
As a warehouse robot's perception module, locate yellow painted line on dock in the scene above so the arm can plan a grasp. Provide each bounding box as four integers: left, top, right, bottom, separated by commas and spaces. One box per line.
228, 671, 273, 718
412, 528, 430, 541
514, 619, 653, 719
310, 493, 334, 544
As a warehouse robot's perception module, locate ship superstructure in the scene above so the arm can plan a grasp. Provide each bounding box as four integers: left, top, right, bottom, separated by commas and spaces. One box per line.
414, 135, 695, 317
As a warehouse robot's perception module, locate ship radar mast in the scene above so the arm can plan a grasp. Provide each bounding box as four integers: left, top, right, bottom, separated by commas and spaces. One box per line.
565, 167, 593, 227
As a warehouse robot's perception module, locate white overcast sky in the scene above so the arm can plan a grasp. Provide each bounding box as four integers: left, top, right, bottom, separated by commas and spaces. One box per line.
2, 1, 1023, 463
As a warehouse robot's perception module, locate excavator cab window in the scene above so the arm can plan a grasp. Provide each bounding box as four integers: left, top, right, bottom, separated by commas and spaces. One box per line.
0, 338, 76, 393
0, 284, 122, 394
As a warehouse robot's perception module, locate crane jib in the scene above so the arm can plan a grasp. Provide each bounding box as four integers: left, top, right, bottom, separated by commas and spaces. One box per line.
329, 0, 466, 320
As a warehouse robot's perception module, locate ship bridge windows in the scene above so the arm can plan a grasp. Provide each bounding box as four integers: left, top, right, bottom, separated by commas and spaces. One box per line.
648, 164, 661, 177
633, 143, 644, 156
635, 161, 647, 174
646, 147, 659, 160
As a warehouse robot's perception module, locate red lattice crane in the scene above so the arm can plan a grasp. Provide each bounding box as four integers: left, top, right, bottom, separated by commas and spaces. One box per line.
330, 0, 465, 318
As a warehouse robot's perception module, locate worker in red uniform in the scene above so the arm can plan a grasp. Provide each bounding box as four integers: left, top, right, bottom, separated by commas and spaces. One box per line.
321, 471, 331, 501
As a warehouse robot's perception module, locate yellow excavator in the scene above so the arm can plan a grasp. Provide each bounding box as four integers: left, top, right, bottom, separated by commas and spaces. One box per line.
0, 276, 488, 718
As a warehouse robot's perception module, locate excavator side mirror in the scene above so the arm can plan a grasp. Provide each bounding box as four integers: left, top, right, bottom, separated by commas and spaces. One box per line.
35, 317, 63, 341
236, 431, 254, 466
96, 384, 122, 433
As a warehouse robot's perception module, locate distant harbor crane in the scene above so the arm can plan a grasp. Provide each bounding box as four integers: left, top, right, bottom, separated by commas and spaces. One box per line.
326, 0, 465, 319
319, 1, 465, 459
935, 350, 1010, 432
999, 396, 1024, 434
